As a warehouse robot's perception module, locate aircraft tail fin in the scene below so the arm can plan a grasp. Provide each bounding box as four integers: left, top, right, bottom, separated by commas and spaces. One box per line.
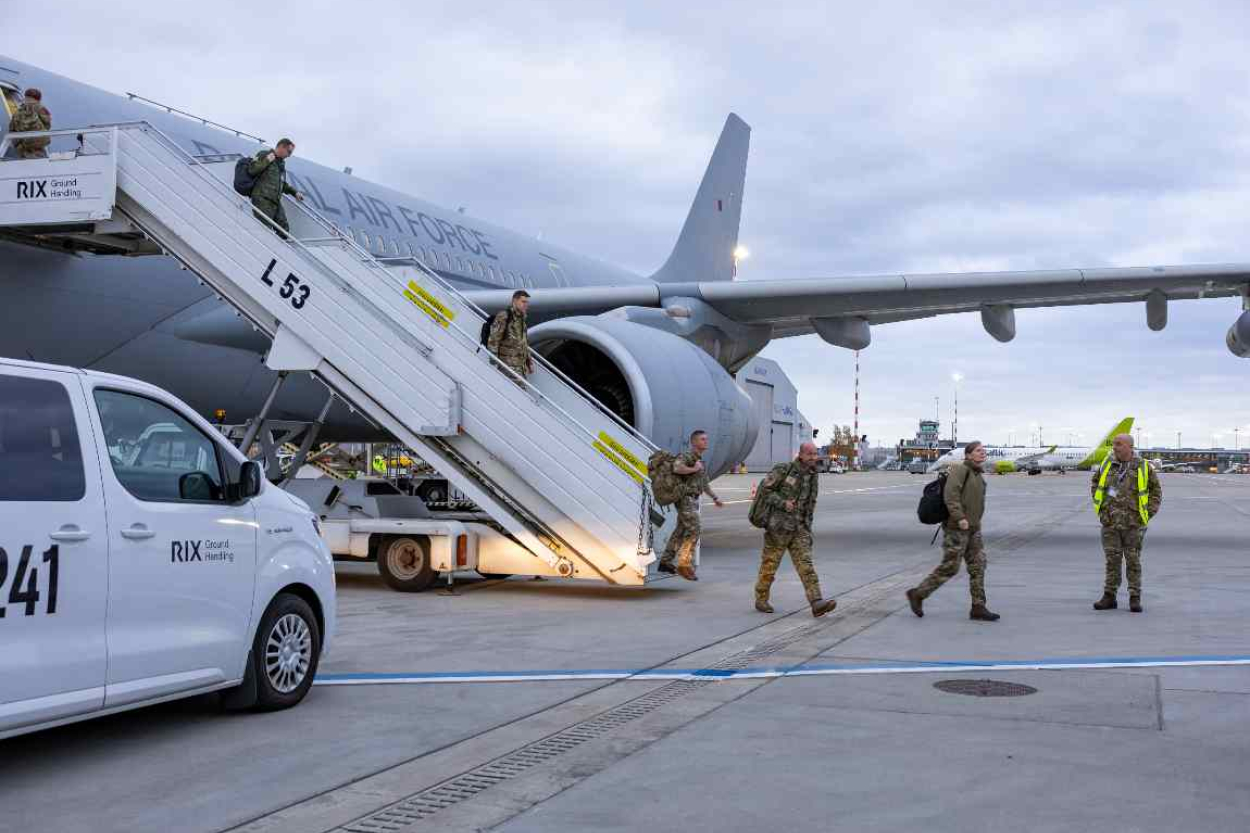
1077, 417, 1134, 468
650, 113, 750, 284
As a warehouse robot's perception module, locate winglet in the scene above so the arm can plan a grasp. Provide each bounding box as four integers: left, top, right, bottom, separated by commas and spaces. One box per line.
1077, 417, 1135, 468
650, 113, 750, 284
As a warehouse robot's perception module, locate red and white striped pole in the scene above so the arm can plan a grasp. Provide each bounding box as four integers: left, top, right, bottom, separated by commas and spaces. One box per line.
853, 350, 860, 470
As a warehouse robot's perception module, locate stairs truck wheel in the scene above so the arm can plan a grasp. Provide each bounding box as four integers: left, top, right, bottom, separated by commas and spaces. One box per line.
377, 535, 437, 592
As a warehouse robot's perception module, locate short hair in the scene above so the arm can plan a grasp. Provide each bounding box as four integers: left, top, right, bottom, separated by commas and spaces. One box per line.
964, 440, 984, 455
690, 429, 708, 443
512, 290, 530, 301
276, 137, 295, 149
23, 88, 41, 101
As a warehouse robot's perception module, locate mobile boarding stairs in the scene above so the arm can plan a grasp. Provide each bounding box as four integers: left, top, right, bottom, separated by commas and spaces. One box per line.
0, 123, 677, 585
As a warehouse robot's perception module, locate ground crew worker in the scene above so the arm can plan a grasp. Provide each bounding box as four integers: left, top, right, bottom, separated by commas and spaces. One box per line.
487, 290, 534, 379
753, 441, 838, 617
1091, 433, 1162, 613
7, 88, 51, 159
248, 138, 303, 234
657, 430, 724, 581
906, 440, 1000, 621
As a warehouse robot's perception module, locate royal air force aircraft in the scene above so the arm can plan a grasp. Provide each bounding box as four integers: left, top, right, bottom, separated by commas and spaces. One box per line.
3, 55, 1250, 478
927, 418, 1134, 474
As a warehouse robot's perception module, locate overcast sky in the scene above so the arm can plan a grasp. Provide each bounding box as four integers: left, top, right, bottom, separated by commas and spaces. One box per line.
10, 1, 1249, 449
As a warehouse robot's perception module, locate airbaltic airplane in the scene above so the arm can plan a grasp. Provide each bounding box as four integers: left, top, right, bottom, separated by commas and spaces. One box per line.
927, 418, 1135, 473
3, 54, 1249, 476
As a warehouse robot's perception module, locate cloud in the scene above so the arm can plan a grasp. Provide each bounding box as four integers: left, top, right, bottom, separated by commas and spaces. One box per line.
7, 0, 1247, 448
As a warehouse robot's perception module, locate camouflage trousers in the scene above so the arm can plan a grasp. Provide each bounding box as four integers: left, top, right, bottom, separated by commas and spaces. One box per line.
1101, 525, 1144, 595
494, 352, 529, 382
915, 528, 986, 606
252, 197, 290, 234
755, 527, 823, 604
12, 142, 47, 159
660, 496, 700, 569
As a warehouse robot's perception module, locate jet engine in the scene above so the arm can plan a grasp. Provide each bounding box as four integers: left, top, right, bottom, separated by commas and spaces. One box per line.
530, 316, 757, 478
1226, 310, 1250, 358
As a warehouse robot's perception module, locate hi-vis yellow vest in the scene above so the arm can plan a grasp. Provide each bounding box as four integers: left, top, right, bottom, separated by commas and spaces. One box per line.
1093, 459, 1150, 525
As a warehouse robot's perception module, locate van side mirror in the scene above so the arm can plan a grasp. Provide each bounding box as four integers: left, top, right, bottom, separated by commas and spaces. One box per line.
238, 461, 263, 500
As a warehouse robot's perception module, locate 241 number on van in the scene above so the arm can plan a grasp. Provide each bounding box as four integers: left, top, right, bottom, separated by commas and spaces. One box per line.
0, 545, 60, 617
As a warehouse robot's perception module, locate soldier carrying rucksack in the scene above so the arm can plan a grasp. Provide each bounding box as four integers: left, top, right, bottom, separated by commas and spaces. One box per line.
748, 442, 837, 617
649, 430, 724, 581
8, 88, 51, 159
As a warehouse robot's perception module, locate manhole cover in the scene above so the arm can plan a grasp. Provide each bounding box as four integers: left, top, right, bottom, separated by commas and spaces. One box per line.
933, 679, 1038, 697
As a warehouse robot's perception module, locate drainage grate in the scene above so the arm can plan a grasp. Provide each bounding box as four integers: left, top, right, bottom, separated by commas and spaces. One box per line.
933, 679, 1038, 697
341, 678, 711, 832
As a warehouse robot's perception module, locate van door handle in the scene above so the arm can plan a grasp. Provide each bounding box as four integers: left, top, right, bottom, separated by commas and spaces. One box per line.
120, 524, 155, 541
49, 525, 91, 542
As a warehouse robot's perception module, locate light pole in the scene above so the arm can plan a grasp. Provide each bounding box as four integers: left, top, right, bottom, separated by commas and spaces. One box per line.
951, 372, 963, 445
1177, 431, 1182, 449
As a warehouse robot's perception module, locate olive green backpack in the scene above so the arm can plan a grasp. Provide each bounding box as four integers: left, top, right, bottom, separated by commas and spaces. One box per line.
647, 450, 683, 506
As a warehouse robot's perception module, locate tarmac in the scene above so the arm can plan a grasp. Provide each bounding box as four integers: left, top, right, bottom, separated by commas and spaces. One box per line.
3, 470, 1249, 833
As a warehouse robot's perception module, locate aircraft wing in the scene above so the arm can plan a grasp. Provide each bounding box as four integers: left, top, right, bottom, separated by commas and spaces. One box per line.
1015, 445, 1059, 465
464, 262, 1249, 343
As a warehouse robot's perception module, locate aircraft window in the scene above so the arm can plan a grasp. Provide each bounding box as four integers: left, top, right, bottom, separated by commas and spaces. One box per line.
0, 374, 86, 502
94, 389, 226, 503
487, 265, 497, 283
403, 242, 414, 257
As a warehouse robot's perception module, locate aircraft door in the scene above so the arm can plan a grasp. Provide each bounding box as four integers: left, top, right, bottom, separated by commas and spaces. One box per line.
0, 368, 108, 733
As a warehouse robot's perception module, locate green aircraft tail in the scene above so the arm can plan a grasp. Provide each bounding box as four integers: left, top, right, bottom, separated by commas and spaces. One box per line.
1076, 417, 1135, 469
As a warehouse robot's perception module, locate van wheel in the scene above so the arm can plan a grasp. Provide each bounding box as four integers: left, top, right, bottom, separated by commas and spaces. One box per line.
377, 535, 436, 591
252, 593, 321, 711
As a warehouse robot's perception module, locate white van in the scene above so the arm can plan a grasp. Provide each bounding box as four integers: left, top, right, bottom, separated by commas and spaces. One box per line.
0, 359, 335, 739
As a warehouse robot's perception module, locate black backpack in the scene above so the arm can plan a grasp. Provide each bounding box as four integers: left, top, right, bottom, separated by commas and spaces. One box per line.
479, 309, 513, 347
233, 157, 258, 196
917, 472, 950, 525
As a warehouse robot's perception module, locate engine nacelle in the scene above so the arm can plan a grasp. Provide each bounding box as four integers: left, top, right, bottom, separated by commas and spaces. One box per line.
1227, 310, 1250, 358
530, 317, 757, 479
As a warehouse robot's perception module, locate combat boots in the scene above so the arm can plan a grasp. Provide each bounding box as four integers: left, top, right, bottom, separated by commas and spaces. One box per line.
906, 588, 925, 618
969, 604, 1000, 622
1130, 594, 1144, 613
676, 564, 698, 581
755, 599, 774, 614
656, 561, 677, 575
810, 598, 837, 618
1093, 593, 1118, 610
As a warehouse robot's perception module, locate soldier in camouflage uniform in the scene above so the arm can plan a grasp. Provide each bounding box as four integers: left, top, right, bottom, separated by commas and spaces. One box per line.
754, 442, 837, 617
1091, 433, 1162, 613
657, 430, 724, 581
487, 290, 534, 379
7, 88, 51, 159
247, 138, 303, 234
906, 440, 1000, 621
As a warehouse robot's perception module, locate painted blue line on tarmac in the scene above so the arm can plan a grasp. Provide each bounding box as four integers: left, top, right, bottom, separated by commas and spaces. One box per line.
314, 653, 1250, 687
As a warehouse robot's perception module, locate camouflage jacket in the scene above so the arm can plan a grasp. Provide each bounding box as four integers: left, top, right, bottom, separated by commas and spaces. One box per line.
677, 450, 717, 500
9, 102, 51, 148
944, 461, 986, 531
247, 149, 298, 203
760, 461, 818, 533
487, 308, 529, 360
1090, 455, 1162, 528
